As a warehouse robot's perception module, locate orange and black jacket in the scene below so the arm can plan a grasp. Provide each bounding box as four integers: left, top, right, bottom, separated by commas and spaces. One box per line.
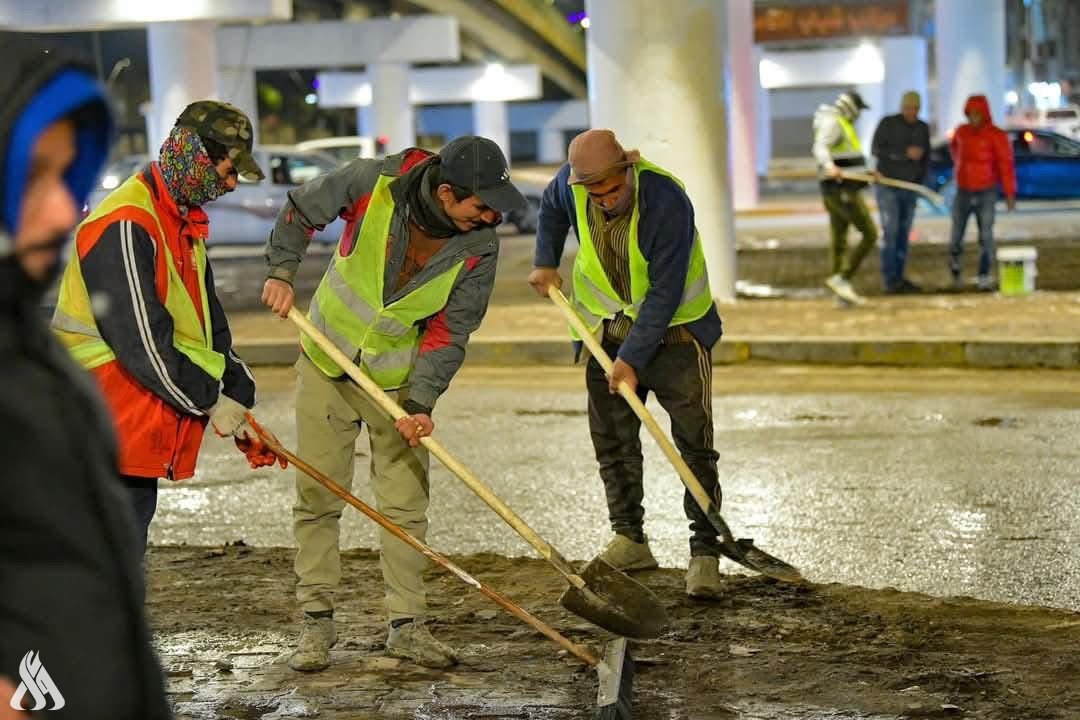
77, 163, 255, 480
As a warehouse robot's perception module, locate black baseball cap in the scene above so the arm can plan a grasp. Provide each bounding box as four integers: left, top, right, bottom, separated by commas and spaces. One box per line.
439, 136, 526, 212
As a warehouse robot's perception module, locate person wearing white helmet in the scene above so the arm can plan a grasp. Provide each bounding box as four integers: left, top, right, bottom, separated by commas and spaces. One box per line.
812, 90, 878, 306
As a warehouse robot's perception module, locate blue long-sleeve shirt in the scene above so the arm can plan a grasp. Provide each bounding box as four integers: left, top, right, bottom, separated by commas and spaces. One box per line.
534, 162, 723, 370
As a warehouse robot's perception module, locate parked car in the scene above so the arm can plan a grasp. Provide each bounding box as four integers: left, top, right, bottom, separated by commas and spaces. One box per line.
87, 146, 345, 245
503, 177, 543, 235
927, 128, 1080, 207
1010, 104, 1080, 140
295, 136, 378, 164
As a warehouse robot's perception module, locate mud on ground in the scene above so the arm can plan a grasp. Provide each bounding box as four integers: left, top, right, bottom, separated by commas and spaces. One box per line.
151, 544, 1080, 720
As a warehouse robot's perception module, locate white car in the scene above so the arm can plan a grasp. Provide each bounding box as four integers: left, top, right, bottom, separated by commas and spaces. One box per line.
295, 136, 377, 164
87, 146, 345, 246
1012, 105, 1080, 141
1040, 106, 1080, 140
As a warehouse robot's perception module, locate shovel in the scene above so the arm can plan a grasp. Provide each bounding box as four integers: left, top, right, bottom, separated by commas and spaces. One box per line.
247, 414, 635, 720
548, 288, 802, 583
839, 170, 946, 207
287, 307, 668, 640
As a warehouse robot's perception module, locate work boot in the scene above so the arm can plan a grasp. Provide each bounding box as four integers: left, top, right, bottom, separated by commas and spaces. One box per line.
825, 274, 865, 305
597, 534, 659, 572
685, 556, 723, 599
288, 615, 337, 672
386, 620, 458, 669
898, 278, 922, 293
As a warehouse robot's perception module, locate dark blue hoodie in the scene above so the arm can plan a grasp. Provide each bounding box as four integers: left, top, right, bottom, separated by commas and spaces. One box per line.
0, 36, 172, 720
0, 39, 111, 250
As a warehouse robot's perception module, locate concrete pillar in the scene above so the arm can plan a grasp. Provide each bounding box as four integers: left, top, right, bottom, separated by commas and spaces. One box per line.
359, 62, 414, 152
472, 101, 510, 164
726, 0, 758, 210
755, 64, 772, 177
855, 81, 886, 148
217, 66, 259, 145
538, 128, 566, 164
935, 0, 1006, 134
585, 0, 736, 302
147, 21, 219, 155
879, 36, 929, 134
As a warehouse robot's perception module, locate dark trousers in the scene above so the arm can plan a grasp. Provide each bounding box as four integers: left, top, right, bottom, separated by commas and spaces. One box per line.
949, 188, 998, 278
822, 187, 878, 279
875, 185, 918, 290
121, 475, 158, 554
586, 338, 721, 557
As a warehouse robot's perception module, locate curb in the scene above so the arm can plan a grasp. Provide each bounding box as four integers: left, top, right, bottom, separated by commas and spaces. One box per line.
234, 337, 1080, 370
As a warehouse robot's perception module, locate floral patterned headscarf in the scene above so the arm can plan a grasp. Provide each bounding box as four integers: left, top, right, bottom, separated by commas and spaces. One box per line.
157, 125, 231, 209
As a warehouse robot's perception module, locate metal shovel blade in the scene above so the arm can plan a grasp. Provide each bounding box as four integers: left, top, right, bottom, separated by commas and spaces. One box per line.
558, 557, 669, 639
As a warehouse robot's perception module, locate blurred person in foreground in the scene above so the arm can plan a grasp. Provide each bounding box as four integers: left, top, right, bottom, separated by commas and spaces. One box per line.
0, 36, 171, 719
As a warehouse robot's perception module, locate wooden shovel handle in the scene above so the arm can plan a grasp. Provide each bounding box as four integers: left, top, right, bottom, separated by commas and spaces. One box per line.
548, 288, 738, 548
839, 170, 945, 206
286, 308, 584, 587
245, 414, 599, 668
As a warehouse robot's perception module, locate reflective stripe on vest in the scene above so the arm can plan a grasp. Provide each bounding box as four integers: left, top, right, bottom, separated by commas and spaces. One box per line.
831, 117, 866, 168
52, 174, 225, 381
302, 174, 465, 388
568, 158, 713, 338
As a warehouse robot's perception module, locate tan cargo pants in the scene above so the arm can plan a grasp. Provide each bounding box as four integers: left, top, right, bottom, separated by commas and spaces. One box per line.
292, 355, 430, 620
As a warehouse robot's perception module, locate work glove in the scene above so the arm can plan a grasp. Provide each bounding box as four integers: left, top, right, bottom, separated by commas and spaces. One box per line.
208, 395, 250, 438
234, 434, 288, 470
238, 413, 288, 470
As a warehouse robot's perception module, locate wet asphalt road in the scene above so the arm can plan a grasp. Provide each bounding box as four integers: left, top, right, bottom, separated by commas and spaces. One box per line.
150, 365, 1080, 612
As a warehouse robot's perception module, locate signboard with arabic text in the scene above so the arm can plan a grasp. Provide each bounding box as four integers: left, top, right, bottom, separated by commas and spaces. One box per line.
754, 2, 909, 43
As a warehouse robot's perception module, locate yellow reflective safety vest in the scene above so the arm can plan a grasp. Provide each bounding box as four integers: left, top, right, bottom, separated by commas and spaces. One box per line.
569, 158, 712, 337
831, 116, 867, 171
52, 174, 224, 380
303, 174, 465, 388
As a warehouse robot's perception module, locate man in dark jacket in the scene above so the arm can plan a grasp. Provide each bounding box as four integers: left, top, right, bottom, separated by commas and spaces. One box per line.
528, 129, 726, 599
948, 94, 1017, 291
262, 137, 526, 671
871, 91, 931, 294
0, 37, 171, 719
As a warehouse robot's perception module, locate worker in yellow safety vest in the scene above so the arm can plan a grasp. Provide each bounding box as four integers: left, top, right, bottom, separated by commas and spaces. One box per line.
262, 137, 526, 673
528, 129, 728, 600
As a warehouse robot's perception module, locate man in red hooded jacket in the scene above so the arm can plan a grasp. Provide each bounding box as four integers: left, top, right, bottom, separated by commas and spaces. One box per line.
948, 94, 1017, 291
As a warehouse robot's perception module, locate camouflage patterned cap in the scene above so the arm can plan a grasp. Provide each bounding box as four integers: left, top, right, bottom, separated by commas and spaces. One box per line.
175, 100, 264, 181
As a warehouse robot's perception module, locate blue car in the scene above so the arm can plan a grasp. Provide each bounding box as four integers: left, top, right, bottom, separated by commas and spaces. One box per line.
927, 128, 1080, 207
